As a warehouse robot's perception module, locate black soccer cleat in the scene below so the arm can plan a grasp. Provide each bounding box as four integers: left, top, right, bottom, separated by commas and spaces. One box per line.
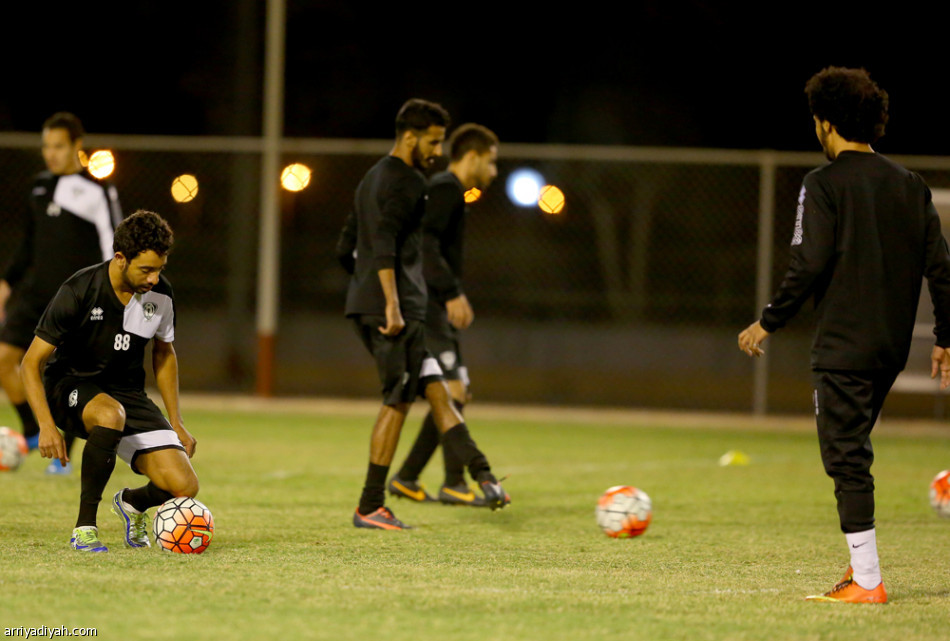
388, 475, 436, 502
438, 483, 488, 507
475, 471, 510, 511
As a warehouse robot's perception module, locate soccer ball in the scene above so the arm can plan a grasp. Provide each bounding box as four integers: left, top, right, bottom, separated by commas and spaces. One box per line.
596, 485, 652, 538
153, 496, 215, 554
930, 470, 950, 518
0, 426, 28, 471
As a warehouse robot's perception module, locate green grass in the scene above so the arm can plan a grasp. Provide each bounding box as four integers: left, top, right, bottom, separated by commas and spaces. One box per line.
1, 401, 949, 641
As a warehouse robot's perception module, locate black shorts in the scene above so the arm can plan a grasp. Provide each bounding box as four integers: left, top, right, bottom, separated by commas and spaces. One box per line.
425, 298, 468, 386
351, 315, 444, 405
0, 293, 48, 350
45, 376, 184, 474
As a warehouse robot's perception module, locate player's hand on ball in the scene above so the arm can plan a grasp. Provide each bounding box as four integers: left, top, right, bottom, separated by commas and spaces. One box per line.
738, 321, 770, 357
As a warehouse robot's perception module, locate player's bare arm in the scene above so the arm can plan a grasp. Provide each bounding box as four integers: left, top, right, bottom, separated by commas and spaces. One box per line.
19, 336, 67, 463
930, 345, 950, 390
377, 268, 405, 336
153, 338, 195, 457
737, 321, 769, 357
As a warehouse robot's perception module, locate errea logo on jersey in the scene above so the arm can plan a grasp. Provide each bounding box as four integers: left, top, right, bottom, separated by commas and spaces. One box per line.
791, 186, 806, 246
90, 307, 104, 321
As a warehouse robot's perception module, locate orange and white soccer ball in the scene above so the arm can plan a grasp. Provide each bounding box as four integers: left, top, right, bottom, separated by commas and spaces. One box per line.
930, 470, 950, 519
153, 496, 215, 553
0, 426, 28, 471
596, 485, 652, 538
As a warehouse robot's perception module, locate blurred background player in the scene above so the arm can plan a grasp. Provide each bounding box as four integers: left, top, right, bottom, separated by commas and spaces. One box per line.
337, 99, 508, 530
387, 123, 500, 507
0, 112, 123, 473
738, 67, 950, 603
21, 210, 198, 552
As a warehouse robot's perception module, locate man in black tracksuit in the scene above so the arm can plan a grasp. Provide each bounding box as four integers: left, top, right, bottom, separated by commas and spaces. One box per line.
336, 100, 508, 530
738, 67, 950, 604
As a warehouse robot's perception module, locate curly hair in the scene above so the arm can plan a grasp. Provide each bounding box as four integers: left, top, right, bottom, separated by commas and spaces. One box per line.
113, 210, 174, 259
805, 67, 889, 144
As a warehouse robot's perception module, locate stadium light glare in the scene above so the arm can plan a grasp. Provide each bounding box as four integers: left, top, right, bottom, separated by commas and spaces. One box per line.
281, 163, 311, 192
87, 150, 115, 179
171, 174, 200, 203
506, 168, 544, 207
538, 185, 565, 215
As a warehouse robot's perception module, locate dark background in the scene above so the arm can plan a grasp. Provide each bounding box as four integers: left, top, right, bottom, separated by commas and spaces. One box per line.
1, 2, 947, 154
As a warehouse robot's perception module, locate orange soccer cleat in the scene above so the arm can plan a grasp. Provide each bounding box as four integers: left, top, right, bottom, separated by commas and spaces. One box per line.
805, 567, 887, 604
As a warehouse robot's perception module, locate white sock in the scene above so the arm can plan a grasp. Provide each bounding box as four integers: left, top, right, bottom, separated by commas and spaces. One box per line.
845, 528, 881, 589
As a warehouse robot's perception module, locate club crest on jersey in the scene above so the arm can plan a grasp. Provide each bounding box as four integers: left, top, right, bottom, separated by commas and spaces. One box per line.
90, 307, 104, 321
68, 389, 78, 408
143, 302, 157, 321
46, 202, 62, 217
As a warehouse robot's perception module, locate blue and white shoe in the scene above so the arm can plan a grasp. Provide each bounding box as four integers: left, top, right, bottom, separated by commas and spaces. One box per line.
45, 459, 73, 475
70, 526, 108, 552
111, 489, 150, 548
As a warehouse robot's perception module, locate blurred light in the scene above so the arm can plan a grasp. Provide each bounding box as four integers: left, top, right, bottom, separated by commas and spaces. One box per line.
538, 185, 565, 215
171, 174, 199, 203
464, 187, 482, 203
506, 168, 544, 207
78, 150, 89, 167
88, 150, 115, 179
281, 163, 311, 192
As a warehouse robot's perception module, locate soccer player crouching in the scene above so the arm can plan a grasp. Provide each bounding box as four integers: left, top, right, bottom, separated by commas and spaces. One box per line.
21, 210, 198, 552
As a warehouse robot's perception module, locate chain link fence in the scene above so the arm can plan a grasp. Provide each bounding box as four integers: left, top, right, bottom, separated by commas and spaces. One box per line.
3, 134, 950, 417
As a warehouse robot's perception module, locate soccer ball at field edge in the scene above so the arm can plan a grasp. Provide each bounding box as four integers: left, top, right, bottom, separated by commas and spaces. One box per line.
153, 496, 215, 553
596, 485, 652, 538
930, 470, 950, 518
0, 426, 28, 471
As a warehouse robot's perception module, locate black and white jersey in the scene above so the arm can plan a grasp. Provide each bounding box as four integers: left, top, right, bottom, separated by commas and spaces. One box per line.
2, 169, 122, 304
36, 262, 175, 390
341, 156, 429, 321
761, 151, 950, 370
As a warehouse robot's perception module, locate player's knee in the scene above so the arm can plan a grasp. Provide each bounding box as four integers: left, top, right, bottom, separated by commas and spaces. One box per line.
169, 474, 199, 498
83, 398, 126, 431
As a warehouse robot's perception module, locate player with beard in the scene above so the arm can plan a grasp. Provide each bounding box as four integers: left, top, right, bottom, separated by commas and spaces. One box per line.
386, 123, 504, 507
337, 100, 508, 530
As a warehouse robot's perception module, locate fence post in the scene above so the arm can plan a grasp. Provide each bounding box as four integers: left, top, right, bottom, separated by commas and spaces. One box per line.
754, 152, 776, 415
255, 0, 286, 396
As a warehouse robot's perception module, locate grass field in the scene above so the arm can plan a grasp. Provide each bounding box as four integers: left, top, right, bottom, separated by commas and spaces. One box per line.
1, 398, 949, 641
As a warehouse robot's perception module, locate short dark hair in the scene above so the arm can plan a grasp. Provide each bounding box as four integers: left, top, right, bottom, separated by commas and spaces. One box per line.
114, 210, 174, 260
42, 112, 85, 142
805, 67, 888, 144
448, 123, 499, 162
395, 99, 450, 137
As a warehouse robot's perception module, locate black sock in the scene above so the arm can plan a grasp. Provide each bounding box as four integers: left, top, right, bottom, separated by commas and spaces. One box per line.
397, 412, 440, 482
14, 402, 39, 439
442, 401, 466, 486
441, 423, 489, 481
359, 462, 389, 515
76, 426, 122, 528
123, 482, 174, 513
